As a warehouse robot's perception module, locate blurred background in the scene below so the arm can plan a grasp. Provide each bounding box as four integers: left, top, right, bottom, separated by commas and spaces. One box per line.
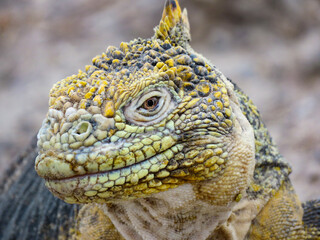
0, 0, 319, 201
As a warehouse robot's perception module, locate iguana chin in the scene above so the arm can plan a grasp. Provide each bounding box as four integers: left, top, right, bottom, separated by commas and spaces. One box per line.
34, 0, 320, 239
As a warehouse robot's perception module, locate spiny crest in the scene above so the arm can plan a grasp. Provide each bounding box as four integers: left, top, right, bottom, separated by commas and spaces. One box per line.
154, 0, 191, 47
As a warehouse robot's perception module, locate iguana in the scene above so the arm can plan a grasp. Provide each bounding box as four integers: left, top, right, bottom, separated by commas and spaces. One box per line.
1, 0, 319, 239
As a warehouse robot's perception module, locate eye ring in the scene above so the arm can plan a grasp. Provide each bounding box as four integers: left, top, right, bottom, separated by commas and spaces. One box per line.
124, 87, 177, 126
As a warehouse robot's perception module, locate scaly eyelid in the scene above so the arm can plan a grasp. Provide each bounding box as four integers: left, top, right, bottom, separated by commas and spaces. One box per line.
136, 91, 163, 107
123, 87, 176, 126
135, 90, 166, 117
138, 96, 161, 111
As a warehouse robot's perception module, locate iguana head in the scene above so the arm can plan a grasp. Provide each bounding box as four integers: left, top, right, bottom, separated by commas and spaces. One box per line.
36, 0, 255, 205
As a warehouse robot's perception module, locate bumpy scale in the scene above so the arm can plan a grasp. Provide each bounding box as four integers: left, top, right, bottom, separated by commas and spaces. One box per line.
36, 0, 320, 239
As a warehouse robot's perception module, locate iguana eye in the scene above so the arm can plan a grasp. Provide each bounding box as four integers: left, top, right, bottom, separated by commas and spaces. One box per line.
124, 87, 176, 126
141, 97, 160, 111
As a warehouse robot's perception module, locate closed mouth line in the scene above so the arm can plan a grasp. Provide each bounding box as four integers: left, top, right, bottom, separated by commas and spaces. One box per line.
45, 148, 172, 182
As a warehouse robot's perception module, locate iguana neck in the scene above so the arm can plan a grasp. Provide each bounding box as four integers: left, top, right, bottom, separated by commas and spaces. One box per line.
104, 184, 234, 240
232, 83, 291, 197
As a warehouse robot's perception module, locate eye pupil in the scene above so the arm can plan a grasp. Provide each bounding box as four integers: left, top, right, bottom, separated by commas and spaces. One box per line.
143, 97, 159, 110
147, 99, 154, 107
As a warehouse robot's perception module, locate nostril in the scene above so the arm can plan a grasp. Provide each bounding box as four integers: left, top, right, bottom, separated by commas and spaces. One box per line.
76, 122, 89, 135
73, 121, 92, 141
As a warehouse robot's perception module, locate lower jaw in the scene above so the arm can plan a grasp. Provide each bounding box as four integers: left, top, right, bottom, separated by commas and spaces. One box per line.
43, 170, 166, 204
44, 171, 133, 204
42, 149, 179, 203
44, 164, 186, 204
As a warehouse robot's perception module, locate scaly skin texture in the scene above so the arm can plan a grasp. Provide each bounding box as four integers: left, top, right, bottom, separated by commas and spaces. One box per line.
35, 0, 320, 239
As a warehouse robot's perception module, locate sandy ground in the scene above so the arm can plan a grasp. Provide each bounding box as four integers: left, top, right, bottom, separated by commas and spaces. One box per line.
0, 0, 319, 201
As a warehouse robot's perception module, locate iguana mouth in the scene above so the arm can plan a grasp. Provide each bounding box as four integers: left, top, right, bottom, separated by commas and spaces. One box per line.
36, 133, 179, 180
44, 146, 175, 182
43, 144, 185, 203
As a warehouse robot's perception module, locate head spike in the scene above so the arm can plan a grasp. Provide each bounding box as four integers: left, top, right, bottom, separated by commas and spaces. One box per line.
162, 0, 181, 26
154, 0, 191, 47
